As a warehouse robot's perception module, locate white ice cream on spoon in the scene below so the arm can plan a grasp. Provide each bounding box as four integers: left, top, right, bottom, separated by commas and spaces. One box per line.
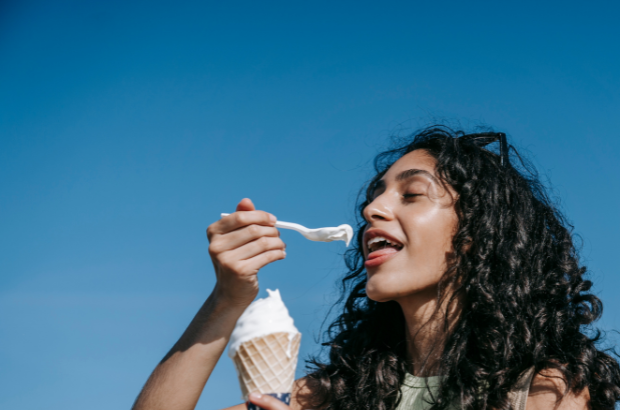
228, 289, 300, 359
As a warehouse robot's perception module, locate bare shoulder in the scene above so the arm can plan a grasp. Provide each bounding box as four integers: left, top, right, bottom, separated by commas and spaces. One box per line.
290, 377, 322, 410
526, 368, 591, 410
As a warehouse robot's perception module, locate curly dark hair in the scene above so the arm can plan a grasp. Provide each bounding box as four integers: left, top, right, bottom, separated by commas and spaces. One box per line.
306, 126, 620, 410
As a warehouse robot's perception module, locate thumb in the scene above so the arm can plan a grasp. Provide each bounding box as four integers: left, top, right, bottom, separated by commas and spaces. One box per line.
236, 198, 255, 212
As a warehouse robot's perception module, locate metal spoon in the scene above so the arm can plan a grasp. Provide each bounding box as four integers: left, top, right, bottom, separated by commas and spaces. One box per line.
220, 213, 354, 246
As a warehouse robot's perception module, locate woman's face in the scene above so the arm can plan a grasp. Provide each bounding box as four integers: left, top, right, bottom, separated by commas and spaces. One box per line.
362, 149, 459, 303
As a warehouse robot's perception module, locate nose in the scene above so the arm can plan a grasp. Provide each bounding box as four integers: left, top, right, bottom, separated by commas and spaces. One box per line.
363, 192, 394, 223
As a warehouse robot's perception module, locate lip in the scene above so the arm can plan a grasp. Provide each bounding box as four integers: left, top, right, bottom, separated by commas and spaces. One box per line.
365, 247, 400, 268
363, 228, 404, 268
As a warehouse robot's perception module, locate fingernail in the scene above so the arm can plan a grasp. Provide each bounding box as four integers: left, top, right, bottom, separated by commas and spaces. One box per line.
249, 392, 262, 400
269, 214, 277, 223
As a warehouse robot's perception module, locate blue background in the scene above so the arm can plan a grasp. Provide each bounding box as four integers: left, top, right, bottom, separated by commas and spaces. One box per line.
1, 1, 619, 409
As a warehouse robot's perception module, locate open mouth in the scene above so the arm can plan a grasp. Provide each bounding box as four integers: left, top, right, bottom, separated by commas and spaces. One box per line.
367, 236, 403, 254
365, 236, 403, 267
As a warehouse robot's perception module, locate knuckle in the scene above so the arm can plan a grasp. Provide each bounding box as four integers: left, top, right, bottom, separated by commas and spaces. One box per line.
236, 213, 249, 225
236, 261, 252, 276
248, 224, 260, 236
219, 255, 234, 270
217, 252, 228, 264
208, 243, 219, 255
257, 236, 270, 248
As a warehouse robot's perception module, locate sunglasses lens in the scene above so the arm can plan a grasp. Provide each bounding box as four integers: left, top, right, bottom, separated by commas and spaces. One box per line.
461, 133, 509, 167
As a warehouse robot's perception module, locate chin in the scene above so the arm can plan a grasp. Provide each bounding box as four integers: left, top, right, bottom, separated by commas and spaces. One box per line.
365, 280, 398, 303
365, 273, 438, 303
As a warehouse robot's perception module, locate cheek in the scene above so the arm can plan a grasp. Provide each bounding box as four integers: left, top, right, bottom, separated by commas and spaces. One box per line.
403, 210, 458, 281
406, 210, 456, 252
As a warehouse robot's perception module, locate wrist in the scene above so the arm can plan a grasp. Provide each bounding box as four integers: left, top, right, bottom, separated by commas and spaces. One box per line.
210, 283, 257, 313
175, 289, 248, 350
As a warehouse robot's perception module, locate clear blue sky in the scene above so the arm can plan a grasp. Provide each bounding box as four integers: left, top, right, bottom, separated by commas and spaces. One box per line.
1, 1, 619, 409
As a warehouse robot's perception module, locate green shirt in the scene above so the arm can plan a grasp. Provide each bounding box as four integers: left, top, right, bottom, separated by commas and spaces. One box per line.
394, 374, 451, 410
396, 367, 534, 410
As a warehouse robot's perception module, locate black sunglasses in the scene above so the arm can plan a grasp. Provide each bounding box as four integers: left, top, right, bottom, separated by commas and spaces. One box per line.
459, 132, 509, 167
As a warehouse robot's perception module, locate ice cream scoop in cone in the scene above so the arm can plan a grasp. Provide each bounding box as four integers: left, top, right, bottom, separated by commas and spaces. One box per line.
229, 290, 301, 410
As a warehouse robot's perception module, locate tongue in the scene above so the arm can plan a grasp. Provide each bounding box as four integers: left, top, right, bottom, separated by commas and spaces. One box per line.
367, 247, 400, 260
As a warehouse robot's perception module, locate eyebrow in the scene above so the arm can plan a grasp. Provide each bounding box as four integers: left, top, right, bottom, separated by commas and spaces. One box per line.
395, 168, 440, 184
369, 168, 440, 197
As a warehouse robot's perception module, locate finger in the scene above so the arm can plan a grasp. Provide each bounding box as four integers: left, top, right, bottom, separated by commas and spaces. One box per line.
209, 211, 276, 237
230, 236, 285, 261
236, 198, 255, 212
248, 392, 291, 410
209, 225, 280, 254
239, 248, 286, 273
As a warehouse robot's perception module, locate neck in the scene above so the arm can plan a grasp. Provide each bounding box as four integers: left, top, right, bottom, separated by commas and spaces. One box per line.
397, 287, 461, 377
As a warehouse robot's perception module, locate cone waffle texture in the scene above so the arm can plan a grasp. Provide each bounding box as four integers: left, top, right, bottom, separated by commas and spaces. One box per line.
232, 332, 301, 399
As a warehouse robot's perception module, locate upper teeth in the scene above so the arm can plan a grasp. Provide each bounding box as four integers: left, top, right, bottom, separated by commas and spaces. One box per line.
367, 236, 398, 250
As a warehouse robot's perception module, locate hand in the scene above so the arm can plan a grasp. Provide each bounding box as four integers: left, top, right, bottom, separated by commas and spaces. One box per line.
207, 198, 286, 308
247, 392, 291, 410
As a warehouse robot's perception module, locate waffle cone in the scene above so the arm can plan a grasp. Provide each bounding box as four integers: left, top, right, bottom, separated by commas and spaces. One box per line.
232, 332, 301, 399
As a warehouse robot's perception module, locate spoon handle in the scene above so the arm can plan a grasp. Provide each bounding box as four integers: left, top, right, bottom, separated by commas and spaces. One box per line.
220, 213, 310, 234
272, 220, 309, 234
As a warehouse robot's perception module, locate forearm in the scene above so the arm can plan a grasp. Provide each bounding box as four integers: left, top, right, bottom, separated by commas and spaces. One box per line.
133, 289, 247, 410
133, 201, 285, 409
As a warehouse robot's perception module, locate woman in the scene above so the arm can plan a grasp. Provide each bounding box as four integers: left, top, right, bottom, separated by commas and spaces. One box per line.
133, 126, 620, 410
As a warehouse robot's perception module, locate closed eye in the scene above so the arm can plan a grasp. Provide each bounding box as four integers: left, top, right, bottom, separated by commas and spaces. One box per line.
403, 194, 421, 198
